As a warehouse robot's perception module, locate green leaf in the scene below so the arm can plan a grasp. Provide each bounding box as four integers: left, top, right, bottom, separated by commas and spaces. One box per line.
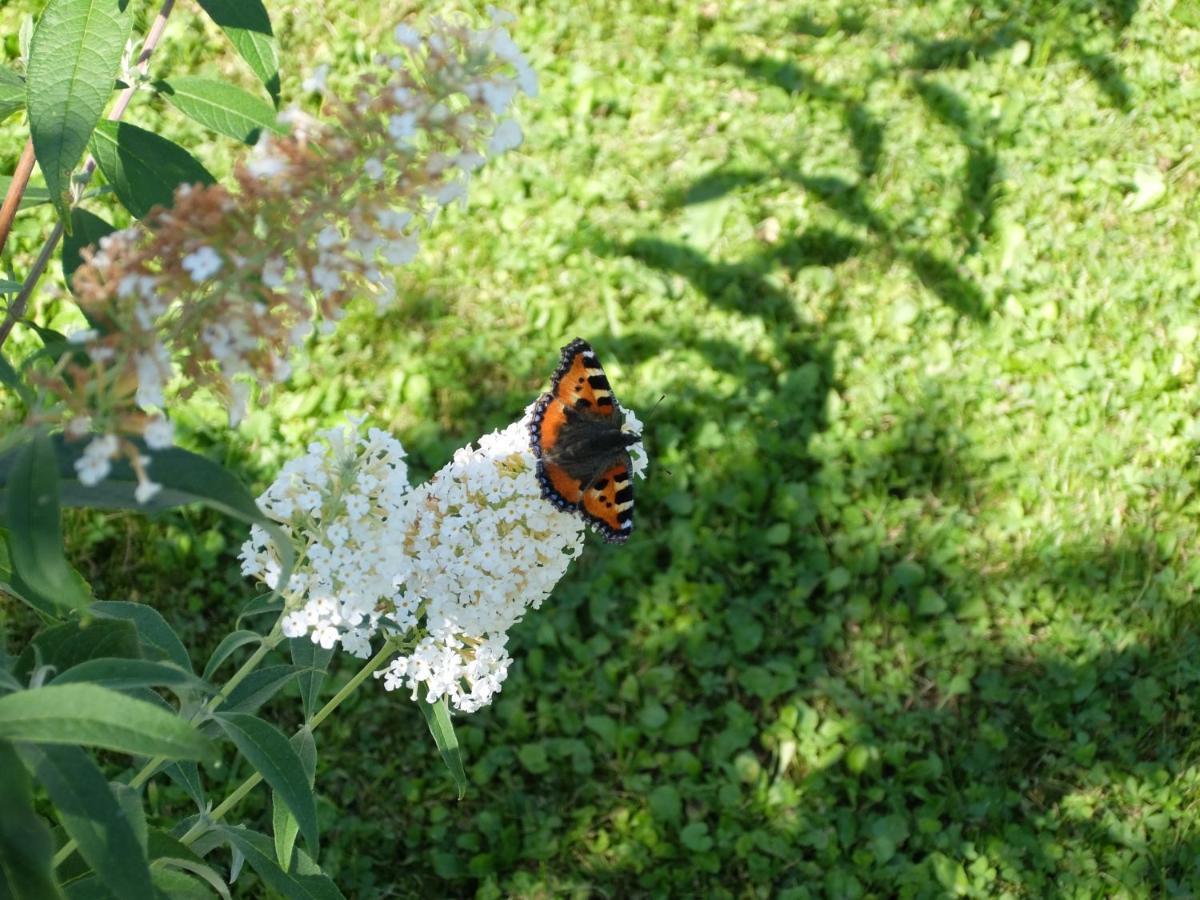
236, 593, 284, 626
149, 869, 218, 900
273, 727, 315, 871
222, 665, 304, 715
91, 601, 193, 672
202, 630, 263, 681
217, 826, 343, 900
0, 351, 34, 409
0, 437, 294, 601
213, 713, 318, 853
156, 76, 283, 144
0, 67, 24, 122
26, 0, 133, 221
50, 658, 209, 695
89, 120, 214, 219
0, 740, 65, 900
109, 781, 148, 854
17, 743, 152, 898
193, 0, 279, 101
3, 432, 91, 614
148, 829, 232, 900
418, 690, 467, 799
62, 208, 115, 289
0, 176, 51, 210
162, 761, 205, 813
0, 684, 214, 760
16, 617, 139, 683
289, 639, 333, 721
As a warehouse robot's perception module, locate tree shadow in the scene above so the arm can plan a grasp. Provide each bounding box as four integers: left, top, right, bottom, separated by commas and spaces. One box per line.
905, 0, 1138, 110
705, 46, 995, 322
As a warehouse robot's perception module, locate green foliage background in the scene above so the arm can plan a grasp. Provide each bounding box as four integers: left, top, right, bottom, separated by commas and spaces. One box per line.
5, 0, 1200, 896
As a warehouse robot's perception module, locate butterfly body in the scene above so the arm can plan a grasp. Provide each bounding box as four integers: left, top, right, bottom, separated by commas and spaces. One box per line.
530, 338, 639, 542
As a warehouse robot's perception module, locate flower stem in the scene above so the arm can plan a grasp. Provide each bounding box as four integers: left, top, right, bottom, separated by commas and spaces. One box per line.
51, 618, 285, 870
178, 637, 399, 847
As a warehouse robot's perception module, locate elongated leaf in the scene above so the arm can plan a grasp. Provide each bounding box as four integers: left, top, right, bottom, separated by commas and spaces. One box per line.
0, 67, 24, 121
0, 740, 64, 900
62, 208, 116, 289
163, 761, 205, 812
148, 830, 232, 900
0, 352, 34, 410
110, 781, 148, 854
16, 617, 140, 682
193, 0, 279, 101
213, 713, 318, 853
0, 436, 293, 597
419, 691, 467, 798
202, 630, 263, 681
156, 76, 283, 144
4, 432, 91, 613
223, 665, 305, 715
0, 176, 51, 211
90, 120, 214, 219
0, 684, 213, 760
51, 658, 209, 695
272, 727, 315, 870
26, 0, 133, 220
236, 593, 283, 626
217, 827, 343, 900
18, 743, 152, 898
150, 869, 216, 900
289, 639, 333, 721
91, 601, 192, 672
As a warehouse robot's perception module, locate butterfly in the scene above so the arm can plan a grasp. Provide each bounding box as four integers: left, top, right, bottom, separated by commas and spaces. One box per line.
529, 338, 640, 542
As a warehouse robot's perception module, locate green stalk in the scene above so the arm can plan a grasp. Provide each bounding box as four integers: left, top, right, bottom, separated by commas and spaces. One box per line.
178, 637, 399, 846
51, 621, 286, 870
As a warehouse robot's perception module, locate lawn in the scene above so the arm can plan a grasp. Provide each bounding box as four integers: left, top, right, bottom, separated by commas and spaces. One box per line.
4, 0, 1200, 896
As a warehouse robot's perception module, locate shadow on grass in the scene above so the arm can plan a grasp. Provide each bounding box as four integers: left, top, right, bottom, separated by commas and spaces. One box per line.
904, 0, 1138, 110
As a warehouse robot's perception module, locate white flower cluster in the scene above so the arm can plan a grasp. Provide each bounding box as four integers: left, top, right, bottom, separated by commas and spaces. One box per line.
250, 7, 540, 318
377, 416, 587, 712
242, 403, 647, 714
239, 420, 411, 658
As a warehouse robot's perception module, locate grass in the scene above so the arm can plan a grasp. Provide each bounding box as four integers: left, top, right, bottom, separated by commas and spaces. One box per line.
5, 0, 1200, 896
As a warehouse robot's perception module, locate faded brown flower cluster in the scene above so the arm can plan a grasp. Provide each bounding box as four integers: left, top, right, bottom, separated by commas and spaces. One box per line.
33, 9, 536, 497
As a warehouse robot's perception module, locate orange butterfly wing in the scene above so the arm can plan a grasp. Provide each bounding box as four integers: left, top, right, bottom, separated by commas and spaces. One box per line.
549, 339, 618, 416
578, 459, 634, 542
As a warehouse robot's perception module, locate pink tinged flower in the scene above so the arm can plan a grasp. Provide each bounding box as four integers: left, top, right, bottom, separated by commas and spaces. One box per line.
75, 434, 119, 486
261, 256, 286, 288
434, 179, 468, 208
143, 416, 175, 450
181, 246, 223, 282
488, 119, 523, 155
384, 236, 419, 266
134, 349, 170, 408
301, 64, 329, 94
388, 113, 418, 146
487, 5, 516, 24
454, 151, 486, 173
228, 381, 250, 427
363, 157, 385, 181
480, 79, 517, 114
316, 225, 341, 250
393, 24, 422, 49
312, 265, 342, 293
134, 480, 162, 504
66, 416, 92, 439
